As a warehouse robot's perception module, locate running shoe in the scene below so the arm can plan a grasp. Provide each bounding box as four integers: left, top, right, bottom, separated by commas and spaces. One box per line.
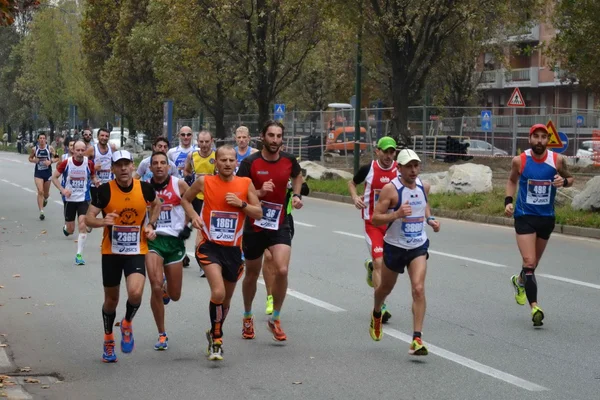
75, 254, 85, 266
409, 337, 428, 356
102, 338, 117, 363
382, 303, 392, 324
511, 275, 527, 306
120, 318, 135, 353
63, 225, 70, 237
39, 211, 45, 221
267, 318, 287, 341
43, 198, 48, 208
531, 306, 544, 327
369, 312, 383, 341
154, 333, 168, 351
364, 259, 374, 288
265, 295, 274, 315
205, 330, 223, 361
242, 316, 255, 339
162, 275, 170, 305
182, 254, 190, 268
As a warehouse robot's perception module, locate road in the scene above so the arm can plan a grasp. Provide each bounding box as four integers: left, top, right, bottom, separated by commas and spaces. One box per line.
1, 151, 600, 400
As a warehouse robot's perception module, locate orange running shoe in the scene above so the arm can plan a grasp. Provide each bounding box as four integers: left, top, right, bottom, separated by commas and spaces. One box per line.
267, 319, 287, 341
242, 316, 255, 339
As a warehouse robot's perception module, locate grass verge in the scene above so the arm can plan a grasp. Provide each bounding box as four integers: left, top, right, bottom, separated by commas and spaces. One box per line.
308, 179, 600, 229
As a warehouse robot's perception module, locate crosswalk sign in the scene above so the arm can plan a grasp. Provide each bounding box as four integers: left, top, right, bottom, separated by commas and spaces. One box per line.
507, 87, 526, 107
274, 103, 286, 121
545, 120, 563, 148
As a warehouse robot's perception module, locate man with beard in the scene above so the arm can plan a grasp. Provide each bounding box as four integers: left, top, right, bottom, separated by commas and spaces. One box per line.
52, 141, 98, 265
82, 128, 94, 151
146, 151, 190, 351
167, 126, 196, 178
86, 128, 117, 204
348, 136, 398, 324
236, 120, 303, 342
371, 149, 440, 356
85, 150, 161, 363
181, 145, 262, 360
505, 124, 573, 327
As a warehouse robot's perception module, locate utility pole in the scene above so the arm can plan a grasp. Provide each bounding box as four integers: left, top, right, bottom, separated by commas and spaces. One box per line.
353, 1, 363, 175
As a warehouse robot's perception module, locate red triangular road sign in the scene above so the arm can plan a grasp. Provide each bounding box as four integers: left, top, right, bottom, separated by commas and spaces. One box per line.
507, 87, 526, 107
545, 120, 563, 148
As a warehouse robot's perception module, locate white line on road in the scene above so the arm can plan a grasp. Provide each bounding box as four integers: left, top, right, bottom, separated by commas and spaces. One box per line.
54, 200, 63, 206
333, 230, 363, 239
537, 273, 600, 290
22, 187, 35, 193
384, 328, 548, 392
0, 346, 14, 369
259, 278, 346, 312
429, 250, 508, 268
294, 221, 316, 227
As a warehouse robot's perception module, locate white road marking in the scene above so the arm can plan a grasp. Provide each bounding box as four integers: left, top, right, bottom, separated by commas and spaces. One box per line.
54, 200, 63, 206
333, 230, 363, 239
9, 182, 21, 188
22, 187, 35, 193
429, 250, 508, 268
0, 178, 9, 183
384, 328, 548, 392
294, 221, 316, 227
0, 346, 14, 369
537, 273, 600, 290
257, 278, 346, 312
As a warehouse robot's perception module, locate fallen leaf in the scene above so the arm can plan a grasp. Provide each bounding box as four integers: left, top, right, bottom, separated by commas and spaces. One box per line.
42, 385, 50, 389
40, 230, 47, 234
20, 296, 31, 300
24, 378, 40, 384
1, 217, 5, 220
0, 334, 6, 337
0, 344, 7, 348
25, 312, 32, 315
19, 367, 31, 373
0, 391, 6, 397
0, 376, 8, 381
45, 303, 55, 306
309, 356, 315, 359
12, 274, 20, 278
0, 286, 4, 289
292, 381, 302, 385
114, 321, 120, 327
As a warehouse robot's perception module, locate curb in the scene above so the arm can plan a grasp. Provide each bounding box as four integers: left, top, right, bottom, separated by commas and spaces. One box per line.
308, 192, 600, 240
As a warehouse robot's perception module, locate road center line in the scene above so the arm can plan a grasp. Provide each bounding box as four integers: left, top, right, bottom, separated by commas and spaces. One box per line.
537, 273, 600, 290
294, 221, 316, 227
384, 328, 548, 392
22, 187, 35, 193
428, 250, 508, 268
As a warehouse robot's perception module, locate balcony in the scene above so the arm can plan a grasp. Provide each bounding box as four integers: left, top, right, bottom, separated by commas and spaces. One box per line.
505, 24, 540, 43
475, 67, 539, 89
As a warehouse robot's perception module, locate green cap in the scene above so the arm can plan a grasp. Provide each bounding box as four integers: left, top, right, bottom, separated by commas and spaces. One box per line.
377, 136, 397, 151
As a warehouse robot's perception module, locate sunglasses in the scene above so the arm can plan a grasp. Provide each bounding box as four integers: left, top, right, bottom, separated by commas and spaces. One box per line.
180, 133, 192, 137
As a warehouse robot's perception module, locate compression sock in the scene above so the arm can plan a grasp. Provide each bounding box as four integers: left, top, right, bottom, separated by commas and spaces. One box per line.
125, 301, 140, 322
77, 233, 87, 255
520, 267, 538, 304
209, 301, 224, 339
102, 308, 116, 335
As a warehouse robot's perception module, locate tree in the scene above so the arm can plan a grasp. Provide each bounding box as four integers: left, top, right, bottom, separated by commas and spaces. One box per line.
0, 0, 39, 27
548, 0, 600, 93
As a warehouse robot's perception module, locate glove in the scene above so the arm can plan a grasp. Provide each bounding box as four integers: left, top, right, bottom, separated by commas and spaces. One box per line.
178, 224, 193, 241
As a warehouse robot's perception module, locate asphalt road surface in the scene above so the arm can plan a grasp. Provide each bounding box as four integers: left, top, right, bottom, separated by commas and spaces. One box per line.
1, 151, 600, 400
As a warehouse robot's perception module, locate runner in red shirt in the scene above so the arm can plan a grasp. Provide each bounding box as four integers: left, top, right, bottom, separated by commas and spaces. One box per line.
348, 136, 398, 323
236, 120, 303, 342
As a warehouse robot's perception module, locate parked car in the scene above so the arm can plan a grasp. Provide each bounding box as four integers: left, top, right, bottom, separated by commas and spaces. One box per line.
463, 139, 508, 156
574, 140, 600, 167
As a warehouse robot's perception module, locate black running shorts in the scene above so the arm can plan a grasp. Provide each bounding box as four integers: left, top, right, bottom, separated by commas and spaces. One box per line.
196, 241, 243, 283
102, 255, 146, 287
242, 225, 292, 261
64, 201, 89, 222
383, 240, 430, 274
514, 215, 556, 240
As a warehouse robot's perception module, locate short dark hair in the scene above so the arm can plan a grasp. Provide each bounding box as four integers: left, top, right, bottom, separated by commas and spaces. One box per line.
97, 128, 110, 136
37, 133, 46, 140
153, 136, 169, 148
261, 120, 285, 137
150, 151, 168, 165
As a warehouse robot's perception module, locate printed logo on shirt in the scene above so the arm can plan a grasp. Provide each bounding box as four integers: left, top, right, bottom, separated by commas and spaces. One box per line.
380, 176, 390, 183
120, 208, 139, 225
257, 170, 269, 175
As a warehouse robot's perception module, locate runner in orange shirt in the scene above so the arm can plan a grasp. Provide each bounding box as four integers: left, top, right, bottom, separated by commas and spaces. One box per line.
181, 144, 262, 361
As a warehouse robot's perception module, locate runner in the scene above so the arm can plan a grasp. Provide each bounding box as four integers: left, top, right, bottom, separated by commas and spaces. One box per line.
85, 150, 162, 363
183, 130, 216, 273
51, 141, 98, 265
262, 177, 309, 315
370, 148, 440, 356
61, 141, 74, 162
167, 126, 196, 178
348, 136, 398, 323
146, 151, 190, 350
236, 120, 303, 341
134, 137, 178, 182
85, 128, 117, 204
81, 128, 94, 151
28, 133, 58, 220
234, 126, 257, 173
505, 123, 573, 327
181, 144, 262, 360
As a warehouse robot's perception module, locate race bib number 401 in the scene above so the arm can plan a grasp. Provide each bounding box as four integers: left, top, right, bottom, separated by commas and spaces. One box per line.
254, 201, 283, 230
210, 211, 238, 241
111, 225, 141, 254
526, 179, 551, 205
157, 205, 172, 229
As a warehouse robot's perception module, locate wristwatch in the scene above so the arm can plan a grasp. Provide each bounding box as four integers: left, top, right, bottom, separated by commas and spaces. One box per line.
240, 201, 247, 209
293, 194, 302, 200
149, 222, 157, 230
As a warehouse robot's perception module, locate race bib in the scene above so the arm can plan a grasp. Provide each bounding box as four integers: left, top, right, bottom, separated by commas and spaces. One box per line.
37, 160, 49, 170
210, 211, 238, 242
98, 170, 111, 181
526, 179, 551, 205
175, 153, 187, 177
157, 205, 172, 229
254, 201, 283, 230
111, 225, 141, 254
69, 178, 85, 193
402, 217, 424, 237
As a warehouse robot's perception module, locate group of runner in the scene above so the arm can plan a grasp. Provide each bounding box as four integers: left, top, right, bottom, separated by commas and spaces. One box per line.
27, 120, 570, 362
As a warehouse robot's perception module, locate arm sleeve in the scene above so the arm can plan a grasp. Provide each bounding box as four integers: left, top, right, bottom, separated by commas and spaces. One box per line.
88, 160, 96, 177
140, 181, 156, 203
92, 183, 111, 209
56, 159, 68, 174
169, 160, 178, 176
289, 155, 301, 178
352, 164, 371, 185
236, 158, 251, 178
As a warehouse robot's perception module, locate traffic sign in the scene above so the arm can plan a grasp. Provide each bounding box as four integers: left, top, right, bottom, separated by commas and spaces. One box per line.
274, 103, 286, 121
577, 115, 584, 127
545, 120, 563, 148
554, 132, 569, 153
481, 110, 492, 132
507, 87, 526, 107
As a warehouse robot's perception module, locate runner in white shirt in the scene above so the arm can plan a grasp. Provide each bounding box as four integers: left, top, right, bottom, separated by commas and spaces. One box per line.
85, 128, 117, 204
134, 137, 178, 182
370, 149, 440, 356
167, 126, 196, 179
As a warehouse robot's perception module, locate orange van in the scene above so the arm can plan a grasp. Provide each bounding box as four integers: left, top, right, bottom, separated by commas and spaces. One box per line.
325, 126, 368, 154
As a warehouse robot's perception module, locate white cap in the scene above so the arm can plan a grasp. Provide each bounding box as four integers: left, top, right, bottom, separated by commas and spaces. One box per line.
396, 148, 421, 165
111, 150, 133, 163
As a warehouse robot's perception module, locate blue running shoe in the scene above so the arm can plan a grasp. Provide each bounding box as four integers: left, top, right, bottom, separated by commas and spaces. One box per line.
154, 333, 168, 351
120, 318, 134, 353
75, 254, 85, 265
102, 338, 117, 363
